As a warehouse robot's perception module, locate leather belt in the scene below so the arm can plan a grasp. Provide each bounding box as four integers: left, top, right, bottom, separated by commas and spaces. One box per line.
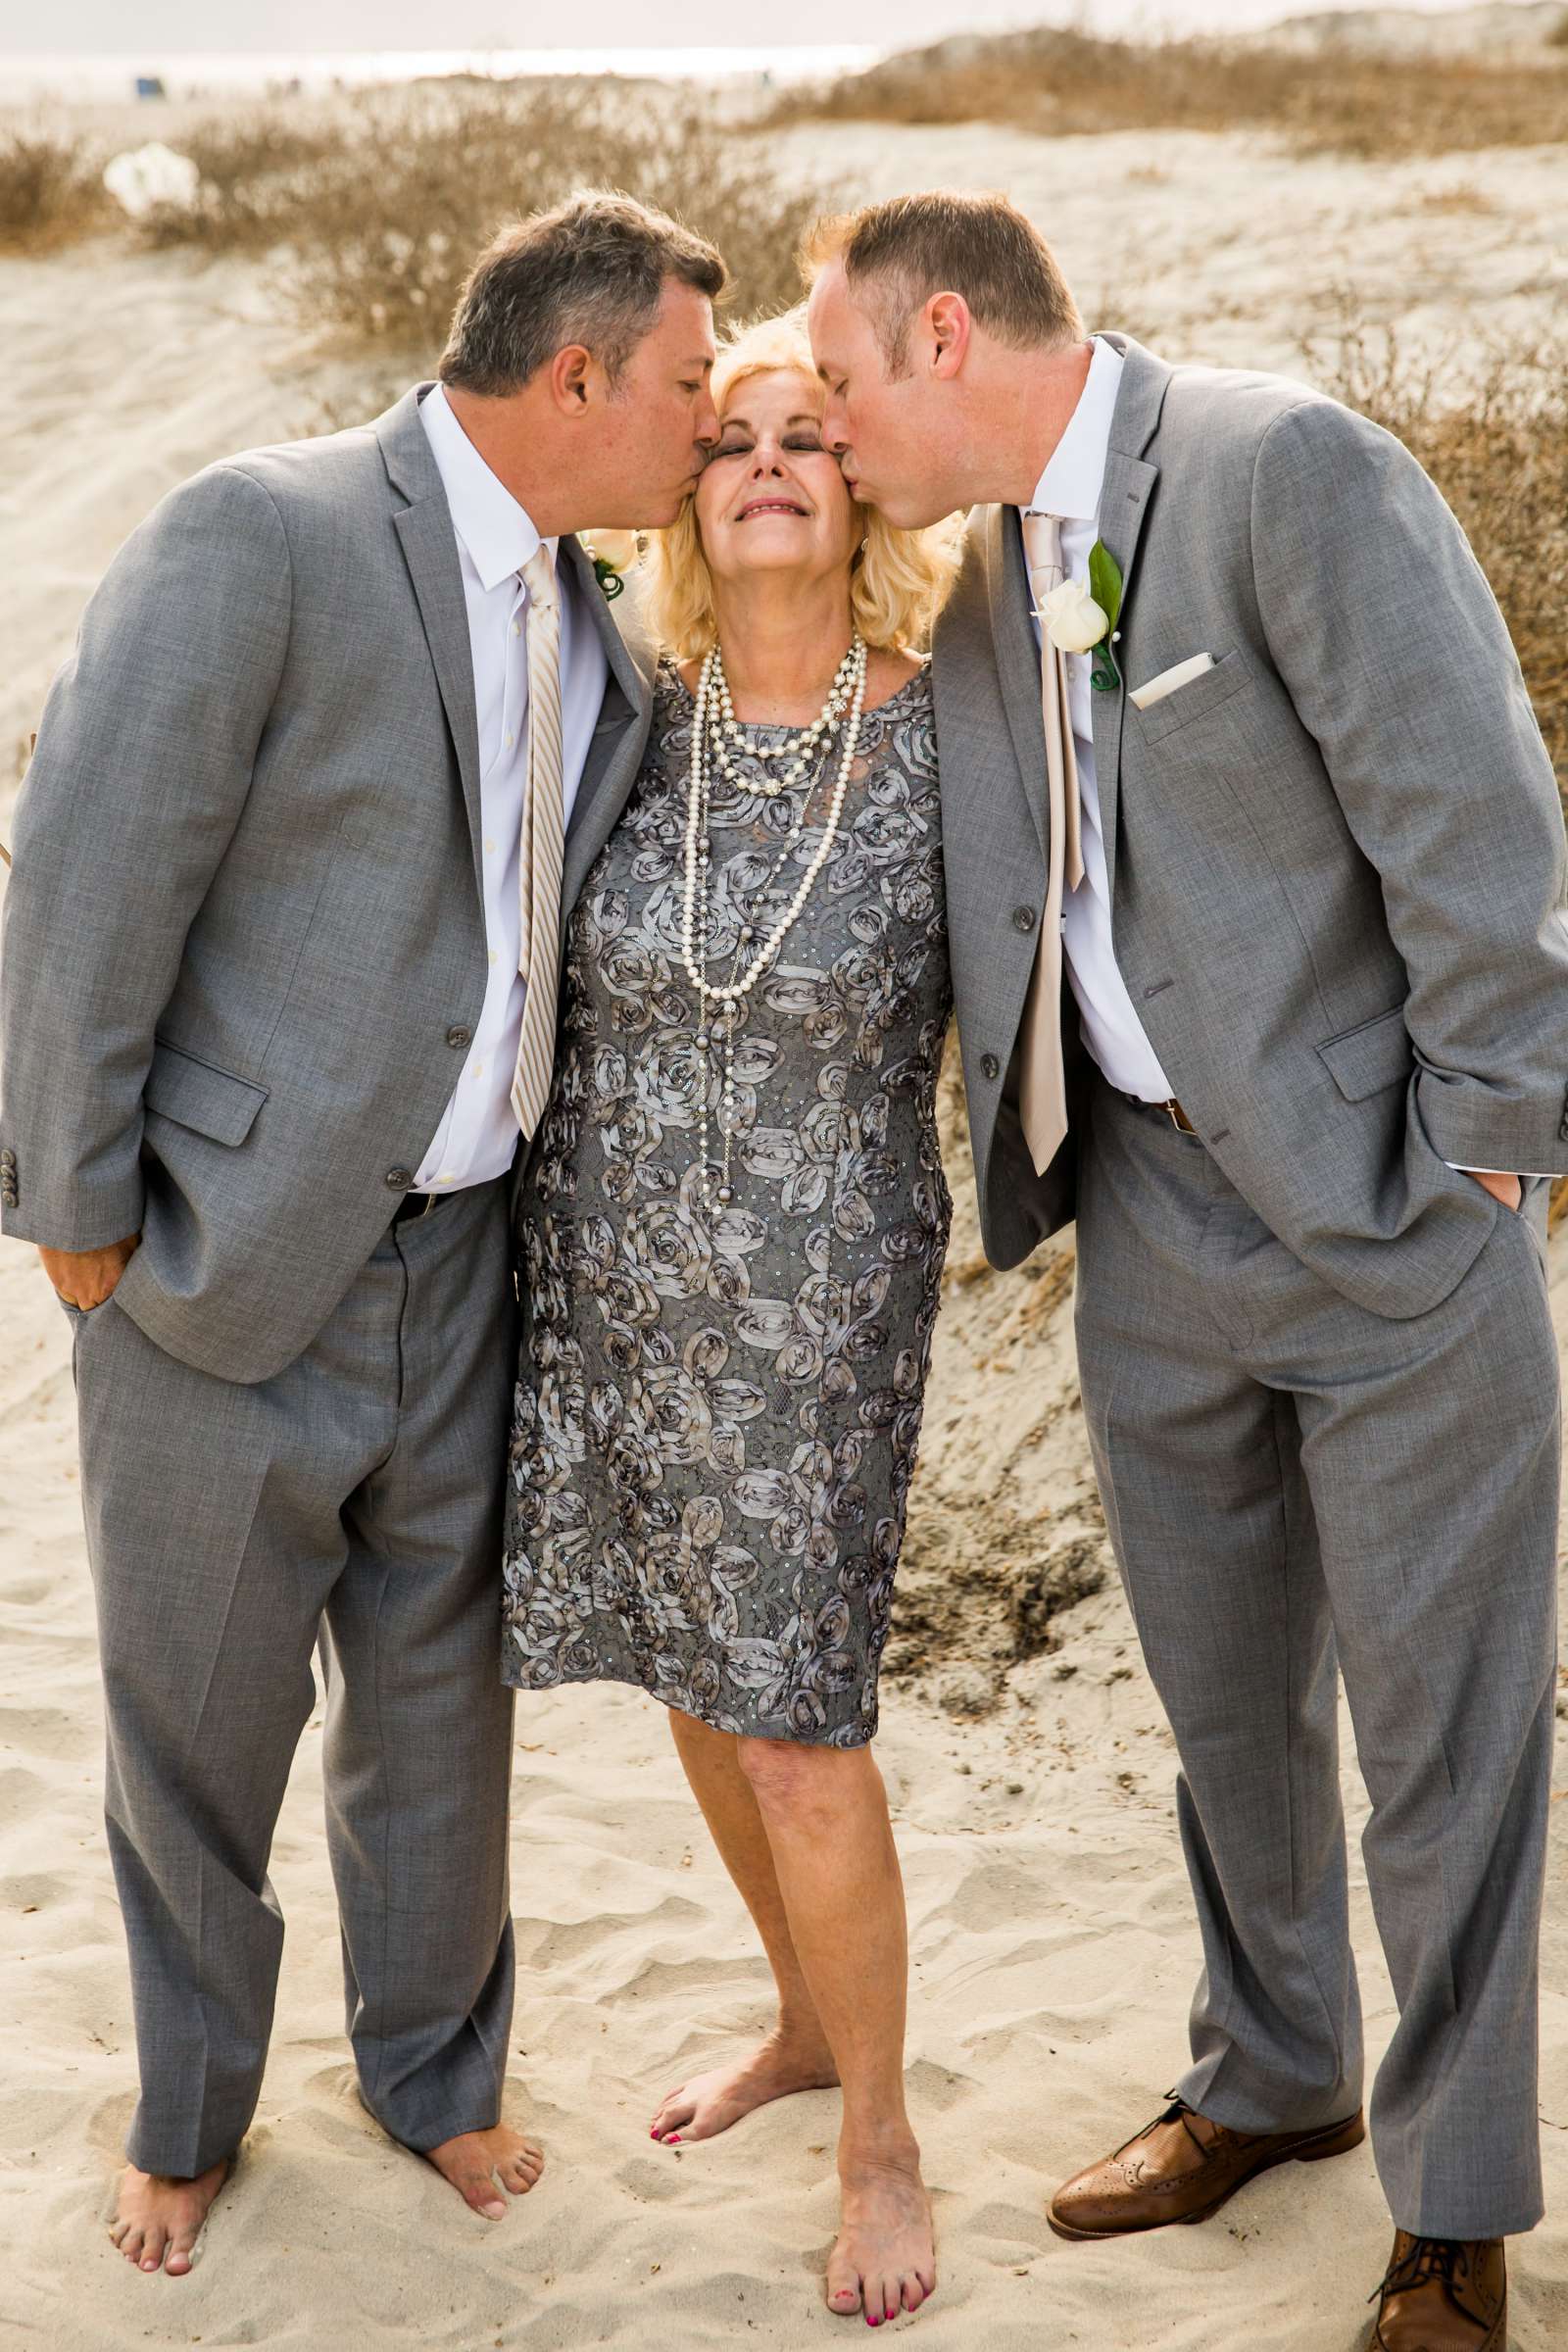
1120, 1091, 1198, 1136
391, 1188, 453, 1225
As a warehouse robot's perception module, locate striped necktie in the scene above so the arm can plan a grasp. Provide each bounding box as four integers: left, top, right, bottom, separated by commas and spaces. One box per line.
510, 545, 565, 1139
1017, 512, 1087, 1175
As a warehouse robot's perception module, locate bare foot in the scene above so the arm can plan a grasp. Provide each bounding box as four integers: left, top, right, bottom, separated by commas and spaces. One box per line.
826, 2145, 936, 2326
425, 2123, 544, 2219
108, 2156, 231, 2277
651, 2029, 840, 2143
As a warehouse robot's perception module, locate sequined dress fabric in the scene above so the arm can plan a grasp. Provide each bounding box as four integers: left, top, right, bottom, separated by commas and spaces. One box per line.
501, 660, 952, 1745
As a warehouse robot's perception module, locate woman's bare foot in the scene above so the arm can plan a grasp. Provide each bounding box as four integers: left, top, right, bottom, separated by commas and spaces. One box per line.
825, 2142, 936, 2326
650, 2028, 840, 2143
108, 2155, 231, 2277
425, 2123, 544, 2218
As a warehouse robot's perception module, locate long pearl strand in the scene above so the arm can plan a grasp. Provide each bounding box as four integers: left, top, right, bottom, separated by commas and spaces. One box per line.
681, 634, 868, 1211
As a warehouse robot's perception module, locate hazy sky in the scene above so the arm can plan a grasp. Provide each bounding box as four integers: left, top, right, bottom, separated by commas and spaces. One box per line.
0, 0, 1497, 53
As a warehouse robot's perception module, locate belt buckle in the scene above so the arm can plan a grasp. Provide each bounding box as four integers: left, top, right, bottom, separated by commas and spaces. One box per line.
1163, 1099, 1195, 1136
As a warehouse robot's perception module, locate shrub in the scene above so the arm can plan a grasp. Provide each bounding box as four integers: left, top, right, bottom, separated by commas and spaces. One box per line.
770, 28, 1568, 159
0, 126, 107, 252
136, 81, 840, 360
141, 113, 349, 250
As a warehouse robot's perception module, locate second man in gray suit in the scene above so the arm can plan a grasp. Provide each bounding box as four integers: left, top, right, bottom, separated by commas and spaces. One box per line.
808, 190, 1566, 2352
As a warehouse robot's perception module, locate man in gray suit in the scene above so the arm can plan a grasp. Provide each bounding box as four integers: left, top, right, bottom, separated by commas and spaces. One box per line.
0, 192, 722, 2277
808, 191, 1566, 2349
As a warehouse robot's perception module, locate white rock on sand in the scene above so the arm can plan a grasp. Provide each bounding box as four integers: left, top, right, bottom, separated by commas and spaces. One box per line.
1, 109, 1566, 2352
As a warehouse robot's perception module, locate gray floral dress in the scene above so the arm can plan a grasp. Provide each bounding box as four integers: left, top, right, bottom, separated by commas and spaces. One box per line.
501, 659, 952, 1746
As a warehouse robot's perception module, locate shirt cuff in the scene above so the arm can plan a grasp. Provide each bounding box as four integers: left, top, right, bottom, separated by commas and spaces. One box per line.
1446, 1164, 1553, 1179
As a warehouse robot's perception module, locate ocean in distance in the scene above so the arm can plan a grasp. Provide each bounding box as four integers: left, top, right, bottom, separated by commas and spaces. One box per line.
2, 48, 888, 105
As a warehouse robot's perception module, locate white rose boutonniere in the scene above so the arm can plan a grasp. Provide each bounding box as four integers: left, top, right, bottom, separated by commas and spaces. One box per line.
1036, 540, 1126, 691
1040, 576, 1107, 654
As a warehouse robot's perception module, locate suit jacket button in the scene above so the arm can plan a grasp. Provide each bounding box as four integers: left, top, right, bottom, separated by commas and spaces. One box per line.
385, 1166, 415, 1190
1011, 906, 1037, 932
980, 1053, 1001, 1081
446, 1025, 472, 1050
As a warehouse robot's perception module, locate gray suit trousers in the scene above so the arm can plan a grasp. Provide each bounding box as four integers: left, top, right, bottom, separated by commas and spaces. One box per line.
66, 1176, 517, 2178
1073, 1081, 1560, 2239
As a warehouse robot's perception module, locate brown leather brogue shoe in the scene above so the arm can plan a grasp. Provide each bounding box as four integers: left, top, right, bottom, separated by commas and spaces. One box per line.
1048, 2093, 1366, 2240
1367, 2233, 1505, 2351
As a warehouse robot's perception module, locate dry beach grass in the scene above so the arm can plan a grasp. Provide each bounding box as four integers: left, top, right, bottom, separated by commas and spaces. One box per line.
0, 81, 840, 336
0, 124, 109, 252
767, 24, 1568, 158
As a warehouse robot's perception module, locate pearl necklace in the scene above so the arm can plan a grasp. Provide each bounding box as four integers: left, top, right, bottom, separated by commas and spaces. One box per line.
680, 634, 868, 1211
707, 638, 861, 798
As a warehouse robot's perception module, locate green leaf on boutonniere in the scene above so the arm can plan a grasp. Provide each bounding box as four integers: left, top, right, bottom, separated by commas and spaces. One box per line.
1088, 540, 1122, 628
592, 555, 625, 601
1088, 539, 1123, 691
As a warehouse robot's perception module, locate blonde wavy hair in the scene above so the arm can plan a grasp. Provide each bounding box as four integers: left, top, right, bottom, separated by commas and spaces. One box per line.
641, 309, 964, 661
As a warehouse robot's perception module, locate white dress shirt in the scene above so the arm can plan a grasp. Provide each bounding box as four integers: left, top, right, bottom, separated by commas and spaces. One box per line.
1021, 336, 1175, 1103
412, 384, 608, 1194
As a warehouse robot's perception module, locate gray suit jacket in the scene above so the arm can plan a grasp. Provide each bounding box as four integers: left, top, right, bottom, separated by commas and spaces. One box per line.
934, 333, 1568, 1318
0, 386, 655, 1383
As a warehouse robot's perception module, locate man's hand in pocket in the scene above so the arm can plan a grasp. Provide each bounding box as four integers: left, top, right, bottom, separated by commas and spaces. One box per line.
1464, 1171, 1524, 1213
41, 1234, 140, 1311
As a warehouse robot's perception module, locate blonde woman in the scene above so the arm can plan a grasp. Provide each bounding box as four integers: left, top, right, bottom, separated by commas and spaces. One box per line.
502, 314, 960, 2326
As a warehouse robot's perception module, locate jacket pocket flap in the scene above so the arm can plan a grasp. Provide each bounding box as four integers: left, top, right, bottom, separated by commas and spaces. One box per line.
1315, 1005, 1412, 1103
145, 1042, 269, 1146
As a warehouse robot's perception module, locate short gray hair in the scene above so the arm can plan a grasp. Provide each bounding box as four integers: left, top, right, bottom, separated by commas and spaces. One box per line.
439, 190, 726, 396
805, 190, 1083, 374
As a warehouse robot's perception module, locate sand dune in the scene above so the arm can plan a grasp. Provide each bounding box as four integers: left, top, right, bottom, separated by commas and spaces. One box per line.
2, 110, 1567, 2351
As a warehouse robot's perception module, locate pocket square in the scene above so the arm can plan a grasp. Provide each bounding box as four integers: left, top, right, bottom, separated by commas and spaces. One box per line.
1130, 653, 1215, 711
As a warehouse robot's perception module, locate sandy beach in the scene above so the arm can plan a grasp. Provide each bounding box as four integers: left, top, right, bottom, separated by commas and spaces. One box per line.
2, 91, 1567, 2351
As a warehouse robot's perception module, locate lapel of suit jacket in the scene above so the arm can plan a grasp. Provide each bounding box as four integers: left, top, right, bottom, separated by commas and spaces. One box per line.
377, 386, 487, 904
556, 533, 656, 936
376, 390, 656, 932
1087, 334, 1169, 907
984, 501, 1050, 864
560, 529, 654, 726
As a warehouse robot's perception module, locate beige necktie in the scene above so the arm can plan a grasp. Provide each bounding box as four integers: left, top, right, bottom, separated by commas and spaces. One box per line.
510, 545, 565, 1138
1017, 513, 1088, 1175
